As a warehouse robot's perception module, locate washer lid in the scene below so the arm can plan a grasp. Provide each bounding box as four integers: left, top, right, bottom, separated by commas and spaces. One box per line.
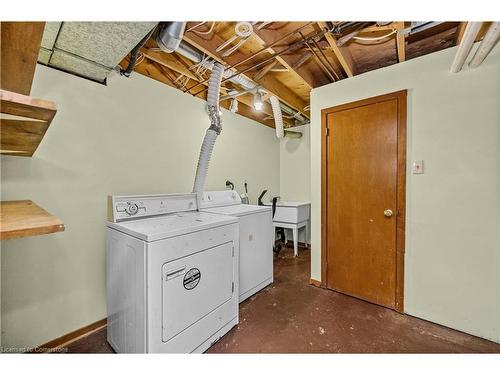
107, 211, 238, 242
201, 204, 271, 217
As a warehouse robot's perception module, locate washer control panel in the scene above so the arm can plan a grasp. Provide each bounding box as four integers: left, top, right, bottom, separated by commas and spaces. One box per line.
200, 190, 242, 209
108, 193, 198, 222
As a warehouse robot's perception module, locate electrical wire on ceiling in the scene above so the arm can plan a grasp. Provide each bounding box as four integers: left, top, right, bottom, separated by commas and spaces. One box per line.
257, 21, 273, 30
216, 22, 254, 57
187, 21, 216, 35
190, 54, 213, 76
134, 52, 145, 67
352, 29, 397, 41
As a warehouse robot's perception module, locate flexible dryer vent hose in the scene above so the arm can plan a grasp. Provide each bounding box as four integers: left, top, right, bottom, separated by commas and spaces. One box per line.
192, 62, 225, 194
269, 96, 284, 139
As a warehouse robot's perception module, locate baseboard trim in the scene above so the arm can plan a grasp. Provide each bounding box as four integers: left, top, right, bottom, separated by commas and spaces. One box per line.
30, 318, 107, 353
309, 278, 322, 287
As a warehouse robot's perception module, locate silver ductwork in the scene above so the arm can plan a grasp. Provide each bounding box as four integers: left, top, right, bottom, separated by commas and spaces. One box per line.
156, 22, 187, 53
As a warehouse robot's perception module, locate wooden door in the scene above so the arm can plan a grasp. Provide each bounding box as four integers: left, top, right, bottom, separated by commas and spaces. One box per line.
321, 91, 406, 311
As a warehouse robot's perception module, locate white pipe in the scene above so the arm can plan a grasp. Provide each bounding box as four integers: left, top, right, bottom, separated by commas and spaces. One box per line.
270, 96, 284, 139
469, 22, 500, 68
192, 63, 225, 194
450, 22, 483, 73
206, 63, 224, 107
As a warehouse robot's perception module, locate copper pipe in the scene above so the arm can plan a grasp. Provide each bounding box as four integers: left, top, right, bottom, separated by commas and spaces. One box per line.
300, 32, 336, 82
311, 38, 340, 80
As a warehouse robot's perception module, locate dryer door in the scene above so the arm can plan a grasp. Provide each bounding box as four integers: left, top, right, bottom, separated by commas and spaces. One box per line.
161, 242, 234, 342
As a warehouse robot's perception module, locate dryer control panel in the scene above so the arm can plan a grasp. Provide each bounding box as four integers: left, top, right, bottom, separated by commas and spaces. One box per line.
108, 193, 198, 222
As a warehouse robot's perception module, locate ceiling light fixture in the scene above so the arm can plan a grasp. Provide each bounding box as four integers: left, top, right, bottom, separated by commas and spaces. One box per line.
253, 91, 263, 111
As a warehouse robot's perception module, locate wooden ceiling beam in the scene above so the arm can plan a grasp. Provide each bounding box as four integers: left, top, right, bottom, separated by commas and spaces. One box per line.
141, 49, 201, 82
396, 22, 406, 63
455, 22, 468, 44
251, 31, 315, 89
317, 22, 356, 77
253, 60, 279, 81
183, 31, 310, 118
359, 23, 398, 34
253, 23, 336, 88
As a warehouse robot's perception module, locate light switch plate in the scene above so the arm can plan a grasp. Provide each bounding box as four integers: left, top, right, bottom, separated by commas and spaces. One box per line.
412, 160, 424, 174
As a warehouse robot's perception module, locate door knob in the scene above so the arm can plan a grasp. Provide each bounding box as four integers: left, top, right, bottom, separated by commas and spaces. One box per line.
384, 209, 393, 217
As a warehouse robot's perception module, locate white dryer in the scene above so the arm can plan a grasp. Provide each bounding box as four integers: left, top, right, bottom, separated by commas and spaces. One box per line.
200, 190, 273, 302
106, 193, 239, 353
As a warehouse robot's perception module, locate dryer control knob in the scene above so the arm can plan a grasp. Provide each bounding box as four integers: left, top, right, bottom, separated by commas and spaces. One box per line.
126, 203, 139, 215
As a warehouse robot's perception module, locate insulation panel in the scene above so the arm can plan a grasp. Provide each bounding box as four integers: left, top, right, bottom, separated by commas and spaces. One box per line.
49, 49, 112, 82
37, 22, 158, 83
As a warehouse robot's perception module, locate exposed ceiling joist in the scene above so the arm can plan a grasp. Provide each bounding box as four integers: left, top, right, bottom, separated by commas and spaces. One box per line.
317, 22, 356, 77
253, 59, 279, 81
396, 22, 406, 62
359, 23, 398, 33
141, 48, 200, 81
36, 21, 476, 130
252, 29, 315, 89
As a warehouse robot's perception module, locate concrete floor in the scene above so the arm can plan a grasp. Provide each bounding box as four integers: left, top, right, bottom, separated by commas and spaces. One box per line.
65, 246, 500, 353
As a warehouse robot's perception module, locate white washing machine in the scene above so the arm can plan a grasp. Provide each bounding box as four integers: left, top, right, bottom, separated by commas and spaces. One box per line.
106, 193, 239, 353
200, 190, 273, 302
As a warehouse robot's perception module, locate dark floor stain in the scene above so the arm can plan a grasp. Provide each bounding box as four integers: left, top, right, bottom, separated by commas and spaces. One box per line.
62, 246, 500, 353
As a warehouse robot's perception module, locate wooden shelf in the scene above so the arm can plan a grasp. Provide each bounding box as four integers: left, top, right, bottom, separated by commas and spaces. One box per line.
0, 200, 65, 240
1, 89, 57, 156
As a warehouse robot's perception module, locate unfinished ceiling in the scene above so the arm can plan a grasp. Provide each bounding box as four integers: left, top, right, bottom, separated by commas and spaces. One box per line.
38, 22, 157, 83
37, 21, 491, 128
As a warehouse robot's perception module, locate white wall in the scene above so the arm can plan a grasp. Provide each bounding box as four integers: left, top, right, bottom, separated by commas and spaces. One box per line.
279, 125, 311, 243
310, 44, 500, 343
0, 64, 280, 349
280, 125, 310, 201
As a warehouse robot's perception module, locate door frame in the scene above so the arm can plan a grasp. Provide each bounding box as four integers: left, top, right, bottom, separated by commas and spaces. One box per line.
320, 90, 407, 313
